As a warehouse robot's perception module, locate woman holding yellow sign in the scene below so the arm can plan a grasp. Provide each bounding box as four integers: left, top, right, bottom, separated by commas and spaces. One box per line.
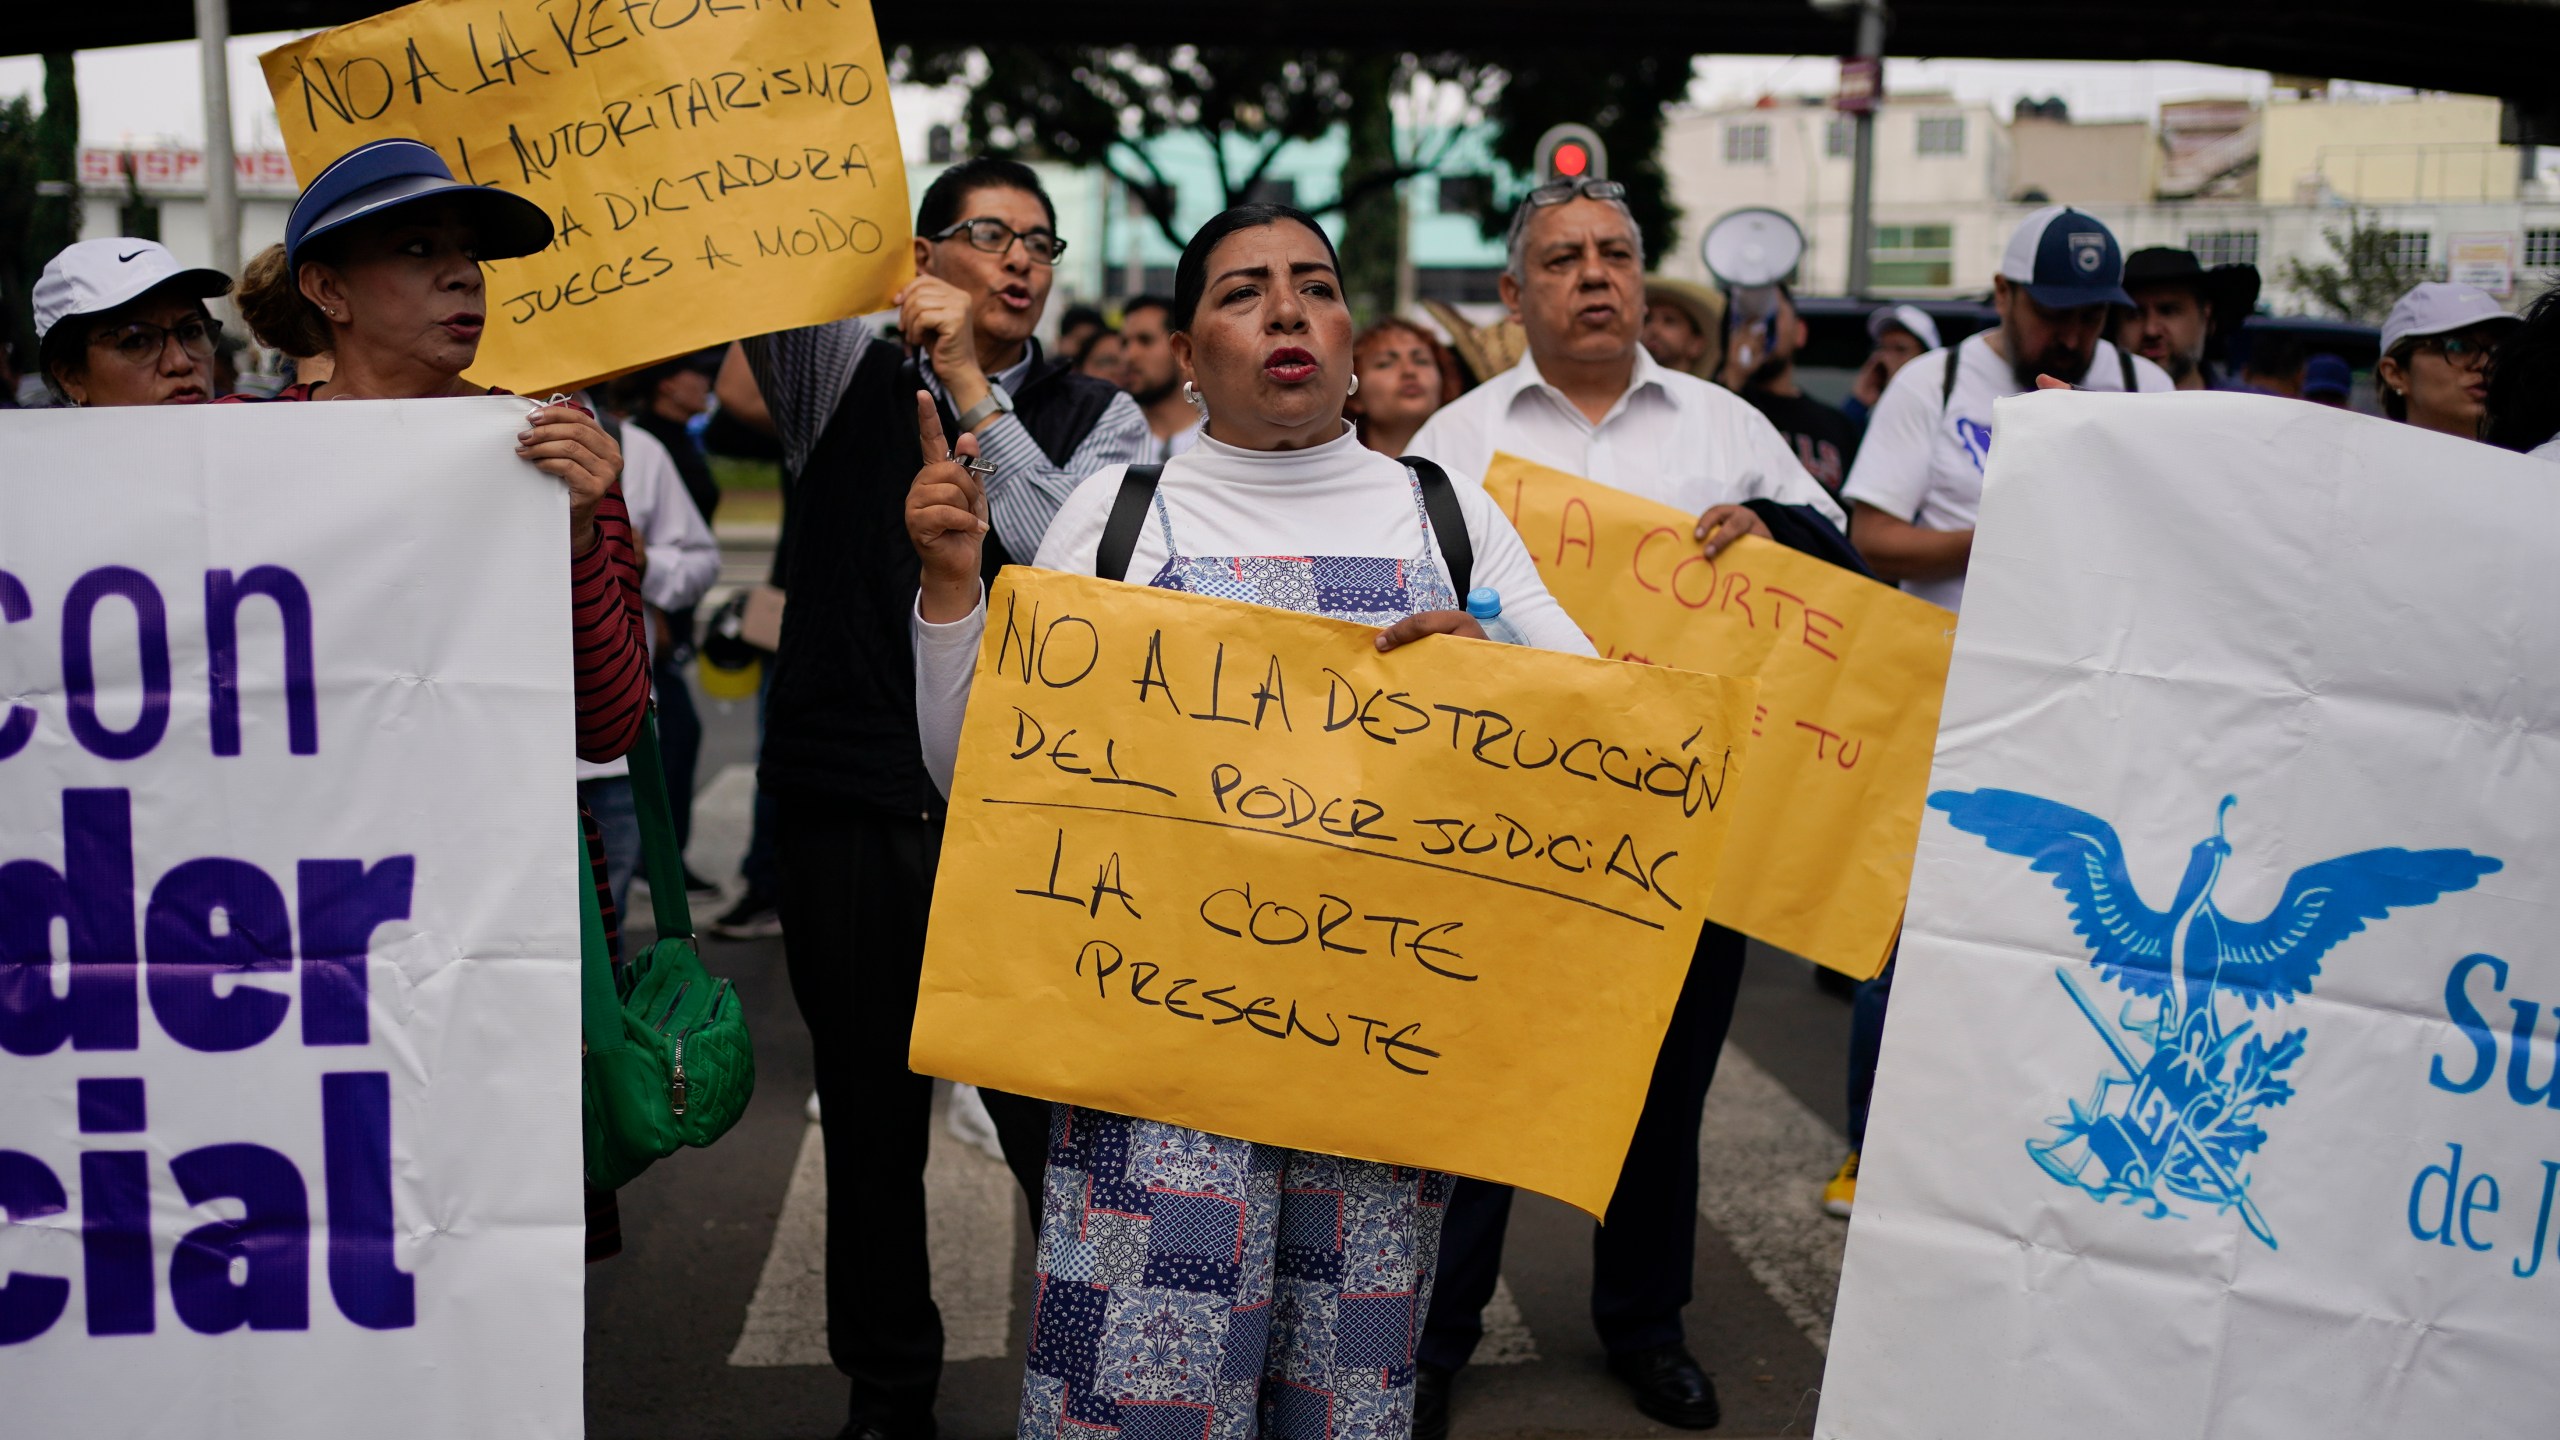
905, 203, 1590, 1440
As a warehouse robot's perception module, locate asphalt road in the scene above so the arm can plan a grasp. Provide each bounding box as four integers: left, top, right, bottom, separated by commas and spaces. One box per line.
591, 561, 1865, 1440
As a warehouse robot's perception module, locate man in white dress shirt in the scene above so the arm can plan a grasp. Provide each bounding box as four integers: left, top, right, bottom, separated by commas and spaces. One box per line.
1407, 178, 1842, 1438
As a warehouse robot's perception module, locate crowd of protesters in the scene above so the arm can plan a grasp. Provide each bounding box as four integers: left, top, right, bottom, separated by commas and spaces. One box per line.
14, 129, 2560, 1440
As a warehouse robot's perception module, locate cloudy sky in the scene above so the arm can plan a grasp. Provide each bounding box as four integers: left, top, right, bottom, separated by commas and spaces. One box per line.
0, 35, 2436, 158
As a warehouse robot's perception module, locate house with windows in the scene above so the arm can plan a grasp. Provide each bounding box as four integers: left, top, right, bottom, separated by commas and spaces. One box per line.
1659, 91, 2560, 312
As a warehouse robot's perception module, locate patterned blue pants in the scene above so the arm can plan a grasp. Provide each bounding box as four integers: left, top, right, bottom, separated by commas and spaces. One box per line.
1018, 1106, 1451, 1440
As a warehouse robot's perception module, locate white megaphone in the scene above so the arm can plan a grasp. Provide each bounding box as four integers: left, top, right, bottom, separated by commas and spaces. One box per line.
1701, 207, 1807, 370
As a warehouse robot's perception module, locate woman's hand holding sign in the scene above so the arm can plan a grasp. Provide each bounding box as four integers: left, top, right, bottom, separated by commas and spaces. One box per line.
909, 389, 993, 623
1374, 610, 1488, 653
517, 403, 623, 557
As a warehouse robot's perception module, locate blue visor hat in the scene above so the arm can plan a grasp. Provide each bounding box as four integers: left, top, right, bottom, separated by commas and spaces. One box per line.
1997, 205, 2132, 309
285, 138, 553, 270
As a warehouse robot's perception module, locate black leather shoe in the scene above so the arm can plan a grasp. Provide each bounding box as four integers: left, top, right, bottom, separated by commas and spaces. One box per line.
1412, 1363, 1454, 1440
1606, 1344, 1721, 1429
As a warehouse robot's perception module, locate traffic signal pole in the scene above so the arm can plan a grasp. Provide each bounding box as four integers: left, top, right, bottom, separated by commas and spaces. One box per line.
1844, 0, 1886, 296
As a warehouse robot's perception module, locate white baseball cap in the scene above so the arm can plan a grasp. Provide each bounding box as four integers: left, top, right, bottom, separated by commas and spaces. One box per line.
1866, 303, 1941, 352
2379, 282, 2521, 356
34, 238, 230, 342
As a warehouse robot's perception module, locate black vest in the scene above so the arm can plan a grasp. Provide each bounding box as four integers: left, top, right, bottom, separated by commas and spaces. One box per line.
759, 339, 1122, 817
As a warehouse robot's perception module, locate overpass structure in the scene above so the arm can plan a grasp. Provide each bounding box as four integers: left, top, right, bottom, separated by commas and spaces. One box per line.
15, 2, 2560, 115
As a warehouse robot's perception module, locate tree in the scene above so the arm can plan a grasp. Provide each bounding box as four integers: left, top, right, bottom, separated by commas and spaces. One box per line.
901, 46, 1491, 321
1, 54, 79, 384
2283, 210, 2434, 326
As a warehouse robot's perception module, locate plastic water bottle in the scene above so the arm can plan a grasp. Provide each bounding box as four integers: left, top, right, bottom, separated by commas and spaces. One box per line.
1465, 587, 1528, 647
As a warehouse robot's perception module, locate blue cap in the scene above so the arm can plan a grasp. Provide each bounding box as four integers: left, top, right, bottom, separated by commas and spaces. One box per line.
2301, 352, 2352, 399
1997, 205, 2132, 310
1465, 587, 1502, 621
285, 138, 552, 270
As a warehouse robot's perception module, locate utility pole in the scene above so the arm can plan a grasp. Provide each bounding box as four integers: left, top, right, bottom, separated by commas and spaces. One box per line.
1838, 0, 1888, 295
196, 0, 240, 296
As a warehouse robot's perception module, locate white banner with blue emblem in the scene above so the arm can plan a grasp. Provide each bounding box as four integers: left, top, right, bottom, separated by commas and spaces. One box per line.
0, 401, 582, 1436
1820, 393, 2557, 1438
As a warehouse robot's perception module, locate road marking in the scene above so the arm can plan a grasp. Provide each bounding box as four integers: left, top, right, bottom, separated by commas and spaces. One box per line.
729, 1096, 1020, 1367
721, 1021, 1836, 1366
1476, 1276, 1539, 1365
1696, 1046, 1850, 1352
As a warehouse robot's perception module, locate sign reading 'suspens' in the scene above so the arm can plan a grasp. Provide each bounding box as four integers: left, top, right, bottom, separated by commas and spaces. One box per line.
260, 0, 913, 394
0, 401, 582, 1437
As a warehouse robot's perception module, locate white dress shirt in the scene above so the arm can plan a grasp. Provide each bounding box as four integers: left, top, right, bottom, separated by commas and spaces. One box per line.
1407, 346, 1845, 529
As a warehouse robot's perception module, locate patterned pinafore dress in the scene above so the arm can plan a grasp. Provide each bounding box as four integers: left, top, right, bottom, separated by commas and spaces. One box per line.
1014, 471, 1460, 1440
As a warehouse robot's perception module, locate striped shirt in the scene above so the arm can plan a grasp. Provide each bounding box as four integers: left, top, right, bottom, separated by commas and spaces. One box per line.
745, 313, 1151, 562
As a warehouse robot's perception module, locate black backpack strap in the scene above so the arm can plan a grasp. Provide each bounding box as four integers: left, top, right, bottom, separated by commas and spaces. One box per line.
2117, 344, 2136, 391
1939, 345, 1961, 407
1096, 464, 1165, 583
1401, 456, 1473, 599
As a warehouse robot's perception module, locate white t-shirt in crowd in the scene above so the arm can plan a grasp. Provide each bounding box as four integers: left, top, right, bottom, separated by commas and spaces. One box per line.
1406, 347, 1846, 529
2532, 435, 2560, 466
912, 425, 1596, 797
1839, 331, 2172, 611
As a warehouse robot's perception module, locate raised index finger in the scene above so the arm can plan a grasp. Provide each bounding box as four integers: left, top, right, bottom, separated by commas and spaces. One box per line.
915, 389, 950, 463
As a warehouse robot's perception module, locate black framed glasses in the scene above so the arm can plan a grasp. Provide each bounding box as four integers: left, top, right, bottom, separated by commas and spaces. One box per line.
2419, 333, 2499, 366
1524, 177, 1629, 209
930, 217, 1067, 266
91, 316, 222, 367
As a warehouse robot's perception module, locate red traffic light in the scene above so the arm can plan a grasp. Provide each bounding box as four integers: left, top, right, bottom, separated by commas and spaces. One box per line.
1533, 123, 1608, 183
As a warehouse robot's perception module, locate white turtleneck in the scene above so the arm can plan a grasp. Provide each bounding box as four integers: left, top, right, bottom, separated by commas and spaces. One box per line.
913, 424, 1597, 797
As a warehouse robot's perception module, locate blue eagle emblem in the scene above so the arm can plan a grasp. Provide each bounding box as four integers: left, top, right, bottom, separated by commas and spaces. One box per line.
1929, 789, 2501, 1249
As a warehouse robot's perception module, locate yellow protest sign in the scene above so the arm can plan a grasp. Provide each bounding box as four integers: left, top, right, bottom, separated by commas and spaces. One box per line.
1485, 453, 1953, 980
912, 569, 1760, 1215
261, 0, 911, 394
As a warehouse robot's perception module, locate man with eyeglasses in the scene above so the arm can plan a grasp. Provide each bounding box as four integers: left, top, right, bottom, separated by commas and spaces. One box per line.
741, 157, 1147, 1440
1407, 177, 1846, 1439
31, 238, 232, 406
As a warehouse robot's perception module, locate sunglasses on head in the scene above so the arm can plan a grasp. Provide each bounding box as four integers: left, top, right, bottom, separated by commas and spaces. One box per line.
1523, 177, 1629, 208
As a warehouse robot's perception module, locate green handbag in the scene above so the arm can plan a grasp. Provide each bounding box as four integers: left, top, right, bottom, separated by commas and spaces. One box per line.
580, 709, 756, 1192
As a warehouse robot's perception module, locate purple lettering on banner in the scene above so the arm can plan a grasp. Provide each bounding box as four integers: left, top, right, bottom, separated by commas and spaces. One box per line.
205, 567, 320, 758
62, 566, 171, 762
0, 789, 140, 1055
297, 857, 415, 1047
322, 1071, 414, 1329
0, 569, 33, 761
146, 858, 296, 1053
0, 1151, 70, 1344
80, 1151, 153, 1335
169, 1144, 311, 1333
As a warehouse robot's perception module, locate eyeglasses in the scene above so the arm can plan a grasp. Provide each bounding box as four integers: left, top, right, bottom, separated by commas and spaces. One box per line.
2418, 334, 2498, 366
1523, 177, 1629, 208
91, 316, 222, 367
930, 217, 1067, 265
